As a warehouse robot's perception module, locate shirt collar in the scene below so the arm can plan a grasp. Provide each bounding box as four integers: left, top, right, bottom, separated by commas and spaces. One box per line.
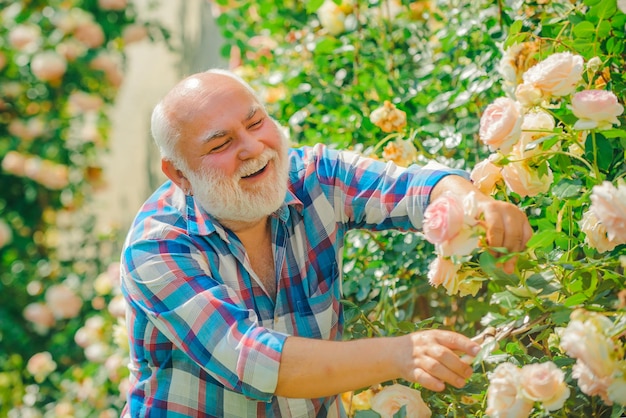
185, 188, 303, 237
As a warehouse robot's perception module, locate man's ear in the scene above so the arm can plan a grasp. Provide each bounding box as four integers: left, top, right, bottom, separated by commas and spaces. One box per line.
162, 159, 192, 193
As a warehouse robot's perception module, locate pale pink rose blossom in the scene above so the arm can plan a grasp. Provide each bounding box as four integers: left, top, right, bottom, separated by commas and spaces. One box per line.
0, 219, 12, 249
437, 226, 481, 258
317, 0, 348, 35
470, 156, 502, 195
108, 294, 127, 318
90, 52, 124, 87
68, 91, 104, 114
423, 191, 464, 244
105, 353, 126, 382
589, 181, 626, 244
580, 210, 621, 253
8, 24, 41, 51
479, 97, 523, 154
572, 90, 624, 130
74, 20, 105, 48
519, 362, 570, 411
84, 342, 109, 363
501, 158, 553, 198
1, 151, 27, 176
427, 256, 459, 288
370, 384, 432, 418
8, 118, 45, 141
515, 83, 543, 107
56, 39, 88, 61
518, 110, 556, 158
122, 24, 149, 44
23, 302, 55, 328
486, 362, 534, 418
31, 51, 68, 82
572, 360, 612, 404
98, 0, 128, 10
45, 284, 83, 319
27, 352, 57, 382
560, 310, 617, 379
522, 52, 584, 97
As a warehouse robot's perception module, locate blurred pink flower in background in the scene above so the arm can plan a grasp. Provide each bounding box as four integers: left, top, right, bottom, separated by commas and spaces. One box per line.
572, 90, 624, 130
45, 284, 83, 319
98, 0, 128, 11
0, 219, 13, 249
8, 24, 41, 51
27, 351, 57, 383
31, 51, 68, 82
23, 302, 56, 329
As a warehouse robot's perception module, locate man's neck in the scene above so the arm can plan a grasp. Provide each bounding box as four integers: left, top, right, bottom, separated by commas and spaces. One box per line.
220, 216, 271, 241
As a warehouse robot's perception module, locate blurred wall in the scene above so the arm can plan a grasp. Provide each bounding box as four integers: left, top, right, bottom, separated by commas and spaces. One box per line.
92, 0, 226, 236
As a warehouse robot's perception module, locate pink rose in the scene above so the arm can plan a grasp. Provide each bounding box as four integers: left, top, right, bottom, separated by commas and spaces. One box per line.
560, 310, 617, 378
522, 52, 584, 97
479, 97, 523, 154
486, 362, 533, 418
572, 90, 624, 130
45, 284, 83, 319
519, 362, 570, 411
423, 192, 464, 243
501, 159, 553, 198
98, 0, 128, 10
580, 210, 621, 253
23, 302, 56, 329
68, 91, 104, 114
27, 352, 57, 382
370, 384, 432, 418
589, 181, 626, 244
56, 39, 88, 61
470, 156, 502, 195
31, 51, 68, 82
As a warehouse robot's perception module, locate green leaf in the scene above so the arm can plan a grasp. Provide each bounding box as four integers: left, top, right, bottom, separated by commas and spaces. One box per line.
564, 292, 589, 307
526, 229, 557, 250
393, 405, 407, 418
573, 21, 596, 39
552, 178, 583, 199
306, 0, 325, 14
355, 411, 382, 418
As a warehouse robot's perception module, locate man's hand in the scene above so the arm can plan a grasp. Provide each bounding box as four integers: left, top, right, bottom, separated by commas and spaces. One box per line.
431, 174, 533, 273
397, 330, 480, 392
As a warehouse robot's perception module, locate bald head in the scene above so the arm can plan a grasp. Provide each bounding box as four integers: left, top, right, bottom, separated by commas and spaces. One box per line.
151, 69, 263, 164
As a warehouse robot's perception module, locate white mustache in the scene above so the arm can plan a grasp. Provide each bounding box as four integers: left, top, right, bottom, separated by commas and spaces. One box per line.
237, 150, 277, 178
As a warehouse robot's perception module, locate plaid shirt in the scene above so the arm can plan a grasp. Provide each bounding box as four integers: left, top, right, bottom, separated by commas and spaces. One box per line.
120, 143, 468, 417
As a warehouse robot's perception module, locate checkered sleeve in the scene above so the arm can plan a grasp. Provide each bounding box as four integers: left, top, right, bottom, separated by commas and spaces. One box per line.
294, 144, 470, 231
121, 232, 287, 401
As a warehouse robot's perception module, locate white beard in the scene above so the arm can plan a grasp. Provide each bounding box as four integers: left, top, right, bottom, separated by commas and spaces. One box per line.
184, 133, 290, 224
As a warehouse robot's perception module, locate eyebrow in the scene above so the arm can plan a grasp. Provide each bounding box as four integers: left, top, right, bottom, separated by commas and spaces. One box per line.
201, 105, 261, 144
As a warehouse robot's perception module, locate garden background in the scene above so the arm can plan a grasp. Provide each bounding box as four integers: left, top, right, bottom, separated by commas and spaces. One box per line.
1, 0, 625, 417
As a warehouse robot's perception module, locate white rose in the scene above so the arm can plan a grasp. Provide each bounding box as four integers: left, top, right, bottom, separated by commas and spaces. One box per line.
519, 362, 570, 411
590, 181, 626, 244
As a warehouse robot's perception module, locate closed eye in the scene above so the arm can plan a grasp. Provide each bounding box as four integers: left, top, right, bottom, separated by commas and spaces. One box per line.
209, 138, 231, 153
248, 118, 264, 129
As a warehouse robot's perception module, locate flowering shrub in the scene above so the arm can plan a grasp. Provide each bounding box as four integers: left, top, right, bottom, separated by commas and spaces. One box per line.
0, 0, 166, 415
213, 0, 626, 416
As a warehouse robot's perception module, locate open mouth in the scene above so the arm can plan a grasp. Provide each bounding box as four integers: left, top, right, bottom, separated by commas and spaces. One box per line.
241, 161, 269, 179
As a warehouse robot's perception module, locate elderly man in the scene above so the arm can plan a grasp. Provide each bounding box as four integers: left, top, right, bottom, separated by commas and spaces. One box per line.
120, 69, 532, 417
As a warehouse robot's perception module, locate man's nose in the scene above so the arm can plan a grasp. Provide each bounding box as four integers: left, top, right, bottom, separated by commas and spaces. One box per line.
236, 130, 264, 160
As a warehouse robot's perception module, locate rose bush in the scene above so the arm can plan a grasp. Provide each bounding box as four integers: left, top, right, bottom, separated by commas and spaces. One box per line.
213, 0, 626, 416
0, 0, 167, 415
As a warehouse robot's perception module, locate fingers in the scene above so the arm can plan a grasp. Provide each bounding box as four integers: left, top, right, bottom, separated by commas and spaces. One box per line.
480, 200, 532, 273
405, 331, 480, 392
